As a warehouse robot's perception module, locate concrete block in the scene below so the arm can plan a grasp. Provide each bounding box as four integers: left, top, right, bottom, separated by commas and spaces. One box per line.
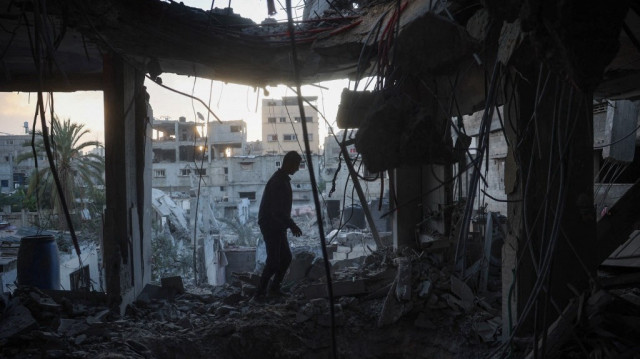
451, 276, 475, 312
336, 245, 351, 253
307, 258, 332, 280
286, 251, 315, 282
136, 284, 165, 303
0, 300, 37, 339
332, 252, 348, 260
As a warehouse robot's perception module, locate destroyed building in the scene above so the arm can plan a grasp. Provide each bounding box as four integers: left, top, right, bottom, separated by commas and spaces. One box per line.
1, 0, 640, 358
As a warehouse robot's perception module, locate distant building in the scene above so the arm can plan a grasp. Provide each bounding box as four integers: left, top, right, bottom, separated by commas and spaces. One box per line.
151, 116, 320, 219
0, 135, 47, 193
261, 97, 320, 155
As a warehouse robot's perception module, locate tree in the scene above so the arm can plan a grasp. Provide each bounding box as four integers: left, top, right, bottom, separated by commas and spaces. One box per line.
17, 116, 104, 230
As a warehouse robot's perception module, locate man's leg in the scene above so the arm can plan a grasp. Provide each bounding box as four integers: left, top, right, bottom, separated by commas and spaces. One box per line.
256, 229, 280, 296
270, 231, 292, 293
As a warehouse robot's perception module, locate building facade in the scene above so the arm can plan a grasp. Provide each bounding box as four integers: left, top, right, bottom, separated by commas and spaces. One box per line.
0, 134, 47, 193
261, 97, 320, 155
151, 117, 319, 220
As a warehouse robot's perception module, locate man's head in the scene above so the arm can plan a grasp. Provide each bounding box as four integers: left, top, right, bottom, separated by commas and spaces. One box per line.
281, 151, 302, 175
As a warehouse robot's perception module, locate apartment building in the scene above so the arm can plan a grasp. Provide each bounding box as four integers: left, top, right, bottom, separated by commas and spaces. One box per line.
151, 117, 319, 219
261, 97, 320, 155
0, 134, 47, 193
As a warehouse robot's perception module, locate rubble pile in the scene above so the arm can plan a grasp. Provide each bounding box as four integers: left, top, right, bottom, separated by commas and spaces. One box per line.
511, 287, 640, 358
0, 247, 503, 358
2, 249, 638, 358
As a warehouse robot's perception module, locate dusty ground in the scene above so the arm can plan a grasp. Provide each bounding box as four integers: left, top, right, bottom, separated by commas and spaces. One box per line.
0, 250, 506, 359
3, 247, 639, 359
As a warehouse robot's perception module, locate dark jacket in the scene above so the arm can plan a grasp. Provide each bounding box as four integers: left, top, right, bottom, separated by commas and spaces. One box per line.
258, 169, 295, 231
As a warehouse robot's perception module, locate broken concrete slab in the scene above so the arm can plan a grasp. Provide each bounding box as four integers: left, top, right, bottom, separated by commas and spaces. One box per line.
395, 257, 412, 301
307, 258, 333, 280
417, 280, 432, 298
57, 318, 90, 337
136, 283, 167, 303
0, 299, 37, 339
474, 317, 501, 342
285, 251, 315, 282
451, 276, 475, 312
332, 252, 349, 260
378, 281, 414, 327
331, 256, 365, 272
232, 272, 260, 287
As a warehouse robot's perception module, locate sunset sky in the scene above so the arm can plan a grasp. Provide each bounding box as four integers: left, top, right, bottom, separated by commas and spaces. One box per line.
0, 0, 352, 146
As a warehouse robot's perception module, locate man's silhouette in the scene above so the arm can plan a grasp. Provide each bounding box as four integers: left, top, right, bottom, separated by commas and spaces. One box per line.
255, 151, 303, 298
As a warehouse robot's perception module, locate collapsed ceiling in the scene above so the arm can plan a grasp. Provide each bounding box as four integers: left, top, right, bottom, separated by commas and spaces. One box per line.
1, 0, 638, 103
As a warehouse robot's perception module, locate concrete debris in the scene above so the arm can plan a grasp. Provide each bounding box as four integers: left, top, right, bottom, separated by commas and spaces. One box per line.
417, 280, 432, 298
450, 276, 475, 312
0, 247, 555, 358
394, 257, 412, 301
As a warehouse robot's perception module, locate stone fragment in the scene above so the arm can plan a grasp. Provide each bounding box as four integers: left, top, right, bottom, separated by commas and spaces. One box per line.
0, 300, 37, 339
286, 250, 315, 281
74, 334, 87, 345
450, 276, 475, 312
417, 280, 432, 298
307, 258, 331, 280
57, 318, 89, 336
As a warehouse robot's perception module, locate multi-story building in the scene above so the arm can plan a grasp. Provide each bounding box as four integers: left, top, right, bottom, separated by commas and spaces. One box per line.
0, 134, 47, 193
152, 116, 208, 195
261, 96, 320, 155
151, 116, 320, 219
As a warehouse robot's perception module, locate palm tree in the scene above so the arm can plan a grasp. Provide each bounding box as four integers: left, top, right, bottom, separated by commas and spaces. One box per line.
17, 116, 104, 230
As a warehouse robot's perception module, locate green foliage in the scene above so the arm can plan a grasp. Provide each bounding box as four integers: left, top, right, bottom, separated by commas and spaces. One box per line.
151, 229, 193, 282
217, 215, 257, 247
0, 188, 37, 212
17, 116, 104, 230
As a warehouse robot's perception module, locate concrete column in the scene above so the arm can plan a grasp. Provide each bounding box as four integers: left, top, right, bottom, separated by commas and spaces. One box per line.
103, 54, 152, 313
502, 65, 596, 338
392, 165, 422, 250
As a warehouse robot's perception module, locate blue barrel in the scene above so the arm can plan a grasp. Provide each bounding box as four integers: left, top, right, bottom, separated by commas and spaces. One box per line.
17, 235, 60, 290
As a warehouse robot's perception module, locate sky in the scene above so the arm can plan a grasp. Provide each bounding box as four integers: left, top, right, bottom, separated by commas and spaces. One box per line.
0, 0, 353, 145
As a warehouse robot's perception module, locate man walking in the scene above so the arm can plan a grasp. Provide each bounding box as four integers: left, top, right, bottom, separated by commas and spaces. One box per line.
255, 151, 303, 298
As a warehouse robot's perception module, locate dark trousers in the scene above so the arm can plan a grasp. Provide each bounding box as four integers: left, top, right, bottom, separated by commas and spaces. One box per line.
257, 227, 292, 294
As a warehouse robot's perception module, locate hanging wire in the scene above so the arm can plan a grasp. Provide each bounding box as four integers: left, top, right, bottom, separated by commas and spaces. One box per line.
285, 1, 337, 357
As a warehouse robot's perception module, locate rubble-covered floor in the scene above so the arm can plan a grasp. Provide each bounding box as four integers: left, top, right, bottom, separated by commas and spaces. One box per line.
1, 249, 501, 359
2, 248, 639, 358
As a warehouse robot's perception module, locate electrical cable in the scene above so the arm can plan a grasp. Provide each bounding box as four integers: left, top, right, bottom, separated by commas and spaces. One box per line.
455, 60, 501, 272
191, 79, 215, 285
593, 122, 640, 149
285, 2, 337, 357
28, 0, 83, 267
